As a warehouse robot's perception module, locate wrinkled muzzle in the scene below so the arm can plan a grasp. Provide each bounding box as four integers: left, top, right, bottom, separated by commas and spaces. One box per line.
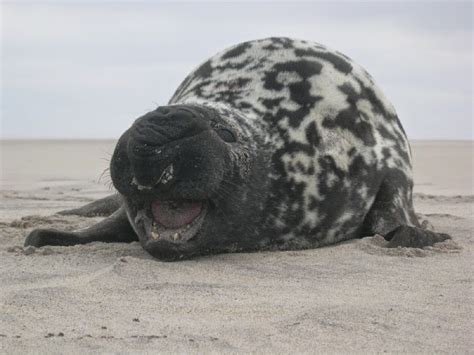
109, 105, 229, 260
127, 106, 209, 187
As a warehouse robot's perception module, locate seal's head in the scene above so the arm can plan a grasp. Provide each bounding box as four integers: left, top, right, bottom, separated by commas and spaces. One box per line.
110, 104, 268, 260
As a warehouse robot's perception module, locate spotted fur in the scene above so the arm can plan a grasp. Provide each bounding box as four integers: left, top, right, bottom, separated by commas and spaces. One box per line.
169, 37, 416, 248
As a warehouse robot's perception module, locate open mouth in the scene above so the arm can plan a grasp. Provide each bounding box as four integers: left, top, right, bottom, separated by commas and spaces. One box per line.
134, 199, 207, 244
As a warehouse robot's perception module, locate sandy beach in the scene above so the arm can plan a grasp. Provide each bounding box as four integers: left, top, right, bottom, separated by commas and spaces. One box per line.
0, 140, 472, 353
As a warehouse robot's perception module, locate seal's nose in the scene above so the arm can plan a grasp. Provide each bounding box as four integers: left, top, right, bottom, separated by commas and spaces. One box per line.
129, 106, 208, 152
126, 105, 209, 188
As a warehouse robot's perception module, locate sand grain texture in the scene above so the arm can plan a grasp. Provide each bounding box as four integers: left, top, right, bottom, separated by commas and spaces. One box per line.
0, 140, 473, 353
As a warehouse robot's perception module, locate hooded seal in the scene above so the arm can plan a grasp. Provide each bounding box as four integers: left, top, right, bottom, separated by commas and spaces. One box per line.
25, 37, 450, 260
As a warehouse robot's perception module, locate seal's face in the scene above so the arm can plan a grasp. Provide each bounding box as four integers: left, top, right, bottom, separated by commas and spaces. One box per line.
110, 104, 263, 260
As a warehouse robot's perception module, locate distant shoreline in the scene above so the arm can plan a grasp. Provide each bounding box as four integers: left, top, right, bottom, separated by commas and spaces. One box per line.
1, 139, 473, 143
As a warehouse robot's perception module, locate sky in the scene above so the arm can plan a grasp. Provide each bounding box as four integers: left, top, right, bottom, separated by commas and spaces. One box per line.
1, 1, 472, 140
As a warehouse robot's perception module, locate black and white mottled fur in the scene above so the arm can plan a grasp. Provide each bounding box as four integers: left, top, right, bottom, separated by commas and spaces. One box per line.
25, 37, 450, 260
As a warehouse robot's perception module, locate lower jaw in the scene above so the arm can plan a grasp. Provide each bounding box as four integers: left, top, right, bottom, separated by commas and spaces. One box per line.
142, 240, 197, 261
148, 219, 196, 243
134, 204, 207, 247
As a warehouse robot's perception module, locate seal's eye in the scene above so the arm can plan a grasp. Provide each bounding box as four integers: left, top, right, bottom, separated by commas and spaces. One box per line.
216, 128, 237, 143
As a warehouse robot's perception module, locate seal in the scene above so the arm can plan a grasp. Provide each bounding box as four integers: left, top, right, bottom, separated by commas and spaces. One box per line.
25, 37, 450, 260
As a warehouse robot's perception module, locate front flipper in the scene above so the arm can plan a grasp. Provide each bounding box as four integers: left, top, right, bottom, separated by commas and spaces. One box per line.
58, 194, 122, 217
25, 207, 138, 248
362, 175, 451, 248
385, 226, 450, 248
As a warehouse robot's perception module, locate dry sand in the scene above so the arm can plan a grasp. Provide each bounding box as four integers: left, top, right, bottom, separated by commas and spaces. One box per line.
0, 140, 472, 353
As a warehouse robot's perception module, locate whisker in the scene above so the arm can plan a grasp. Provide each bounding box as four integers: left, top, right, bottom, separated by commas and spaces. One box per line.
98, 167, 111, 184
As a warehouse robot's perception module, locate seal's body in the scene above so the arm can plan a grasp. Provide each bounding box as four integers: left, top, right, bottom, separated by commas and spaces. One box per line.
25, 38, 449, 260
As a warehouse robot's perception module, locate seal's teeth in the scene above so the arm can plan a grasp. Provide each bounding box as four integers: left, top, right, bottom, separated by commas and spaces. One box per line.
151, 230, 160, 240
161, 172, 172, 185
172, 232, 181, 241
151, 223, 160, 240
156, 164, 174, 185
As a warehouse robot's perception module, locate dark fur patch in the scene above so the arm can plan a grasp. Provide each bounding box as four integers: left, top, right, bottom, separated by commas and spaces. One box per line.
221, 42, 252, 59
295, 48, 353, 74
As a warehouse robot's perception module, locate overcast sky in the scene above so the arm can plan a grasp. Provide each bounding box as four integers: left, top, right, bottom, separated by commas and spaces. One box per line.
1, 1, 472, 139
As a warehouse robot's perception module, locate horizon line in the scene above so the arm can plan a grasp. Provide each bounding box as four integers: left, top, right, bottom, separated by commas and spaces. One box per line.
1, 138, 473, 142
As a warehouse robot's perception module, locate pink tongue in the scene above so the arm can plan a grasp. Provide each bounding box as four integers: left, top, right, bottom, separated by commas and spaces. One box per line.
151, 200, 203, 229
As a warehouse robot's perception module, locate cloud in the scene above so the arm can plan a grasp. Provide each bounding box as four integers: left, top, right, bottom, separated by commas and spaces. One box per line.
1, 1, 472, 139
